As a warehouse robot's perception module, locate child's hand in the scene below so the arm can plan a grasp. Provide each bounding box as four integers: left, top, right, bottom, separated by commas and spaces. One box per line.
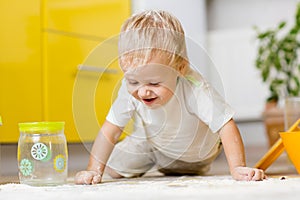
231, 167, 266, 181
75, 170, 102, 185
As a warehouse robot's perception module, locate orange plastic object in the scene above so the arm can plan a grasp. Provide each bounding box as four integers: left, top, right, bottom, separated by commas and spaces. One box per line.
254, 119, 300, 170
280, 130, 300, 173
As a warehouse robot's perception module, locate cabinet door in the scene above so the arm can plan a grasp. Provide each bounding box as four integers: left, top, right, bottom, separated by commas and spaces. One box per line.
44, 0, 130, 142
0, 0, 42, 142
44, 0, 130, 39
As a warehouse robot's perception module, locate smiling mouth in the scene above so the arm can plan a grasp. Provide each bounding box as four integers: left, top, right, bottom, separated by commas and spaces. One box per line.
142, 97, 157, 104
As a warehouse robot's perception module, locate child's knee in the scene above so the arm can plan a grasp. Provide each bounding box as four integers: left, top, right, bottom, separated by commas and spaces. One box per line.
105, 166, 124, 179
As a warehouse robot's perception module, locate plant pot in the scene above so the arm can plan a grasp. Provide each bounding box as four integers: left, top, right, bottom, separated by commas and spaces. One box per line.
263, 101, 284, 147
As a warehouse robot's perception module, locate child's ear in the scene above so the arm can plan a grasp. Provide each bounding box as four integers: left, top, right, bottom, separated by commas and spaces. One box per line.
177, 60, 189, 75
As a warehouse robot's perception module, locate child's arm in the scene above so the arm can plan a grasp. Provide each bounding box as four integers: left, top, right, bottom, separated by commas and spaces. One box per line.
219, 119, 266, 181
75, 120, 123, 184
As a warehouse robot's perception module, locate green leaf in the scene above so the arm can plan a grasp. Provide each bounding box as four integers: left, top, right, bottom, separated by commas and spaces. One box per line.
257, 31, 273, 39
267, 95, 279, 102
292, 76, 300, 95
262, 68, 269, 82
290, 27, 298, 34
255, 59, 262, 69
296, 3, 300, 25
272, 79, 284, 85
274, 56, 282, 70
278, 21, 286, 29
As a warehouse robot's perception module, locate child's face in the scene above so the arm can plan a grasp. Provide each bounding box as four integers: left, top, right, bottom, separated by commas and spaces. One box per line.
123, 61, 179, 108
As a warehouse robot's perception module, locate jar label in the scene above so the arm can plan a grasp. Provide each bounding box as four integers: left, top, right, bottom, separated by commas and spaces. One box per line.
19, 158, 33, 176
53, 154, 66, 172
31, 143, 48, 160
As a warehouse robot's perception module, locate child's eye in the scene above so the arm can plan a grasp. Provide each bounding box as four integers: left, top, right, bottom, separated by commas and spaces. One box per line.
149, 82, 160, 86
128, 80, 139, 85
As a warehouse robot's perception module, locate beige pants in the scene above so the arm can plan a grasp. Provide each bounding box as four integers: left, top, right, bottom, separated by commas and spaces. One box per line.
107, 136, 222, 177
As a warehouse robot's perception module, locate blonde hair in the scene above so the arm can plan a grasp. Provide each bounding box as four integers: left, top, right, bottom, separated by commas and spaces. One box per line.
118, 10, 190, 75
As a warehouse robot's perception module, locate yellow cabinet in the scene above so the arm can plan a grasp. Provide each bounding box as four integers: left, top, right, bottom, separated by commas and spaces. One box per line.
0, 0, 43, 143
44, 33, 123, 142
44, 0, 130, 39
44, 0, 130, 142
0, 0, 130, 143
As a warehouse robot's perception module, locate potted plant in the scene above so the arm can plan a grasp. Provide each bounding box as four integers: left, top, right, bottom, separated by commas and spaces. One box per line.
254, 3, 300, 146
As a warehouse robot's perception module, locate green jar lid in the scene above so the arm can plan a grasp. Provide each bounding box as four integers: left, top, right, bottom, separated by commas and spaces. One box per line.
18, 122, 65, 133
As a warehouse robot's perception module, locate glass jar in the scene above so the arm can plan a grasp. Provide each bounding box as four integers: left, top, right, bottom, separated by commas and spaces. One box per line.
18, 122, 68, 186
284, 97, 300, 130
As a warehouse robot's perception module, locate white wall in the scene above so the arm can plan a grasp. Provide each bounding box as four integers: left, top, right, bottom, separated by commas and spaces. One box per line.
207, 0, 298, 30
131, 0, 207, 46
206, 0, 299, 120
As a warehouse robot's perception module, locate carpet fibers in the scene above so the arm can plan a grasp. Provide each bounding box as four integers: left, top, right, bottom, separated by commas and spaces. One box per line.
1, 175, 300, 200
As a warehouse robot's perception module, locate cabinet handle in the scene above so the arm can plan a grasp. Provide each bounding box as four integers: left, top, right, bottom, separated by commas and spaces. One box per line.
78, 65, 118, 74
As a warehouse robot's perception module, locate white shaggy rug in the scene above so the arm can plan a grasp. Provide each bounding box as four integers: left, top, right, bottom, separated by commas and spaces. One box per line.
1, 175, 300, 200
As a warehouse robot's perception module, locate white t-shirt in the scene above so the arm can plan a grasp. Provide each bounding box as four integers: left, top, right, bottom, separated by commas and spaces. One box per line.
106, 69, 234, 162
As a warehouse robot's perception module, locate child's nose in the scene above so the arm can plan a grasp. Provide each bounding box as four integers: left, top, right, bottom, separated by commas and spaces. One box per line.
138, 85, 151, 98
